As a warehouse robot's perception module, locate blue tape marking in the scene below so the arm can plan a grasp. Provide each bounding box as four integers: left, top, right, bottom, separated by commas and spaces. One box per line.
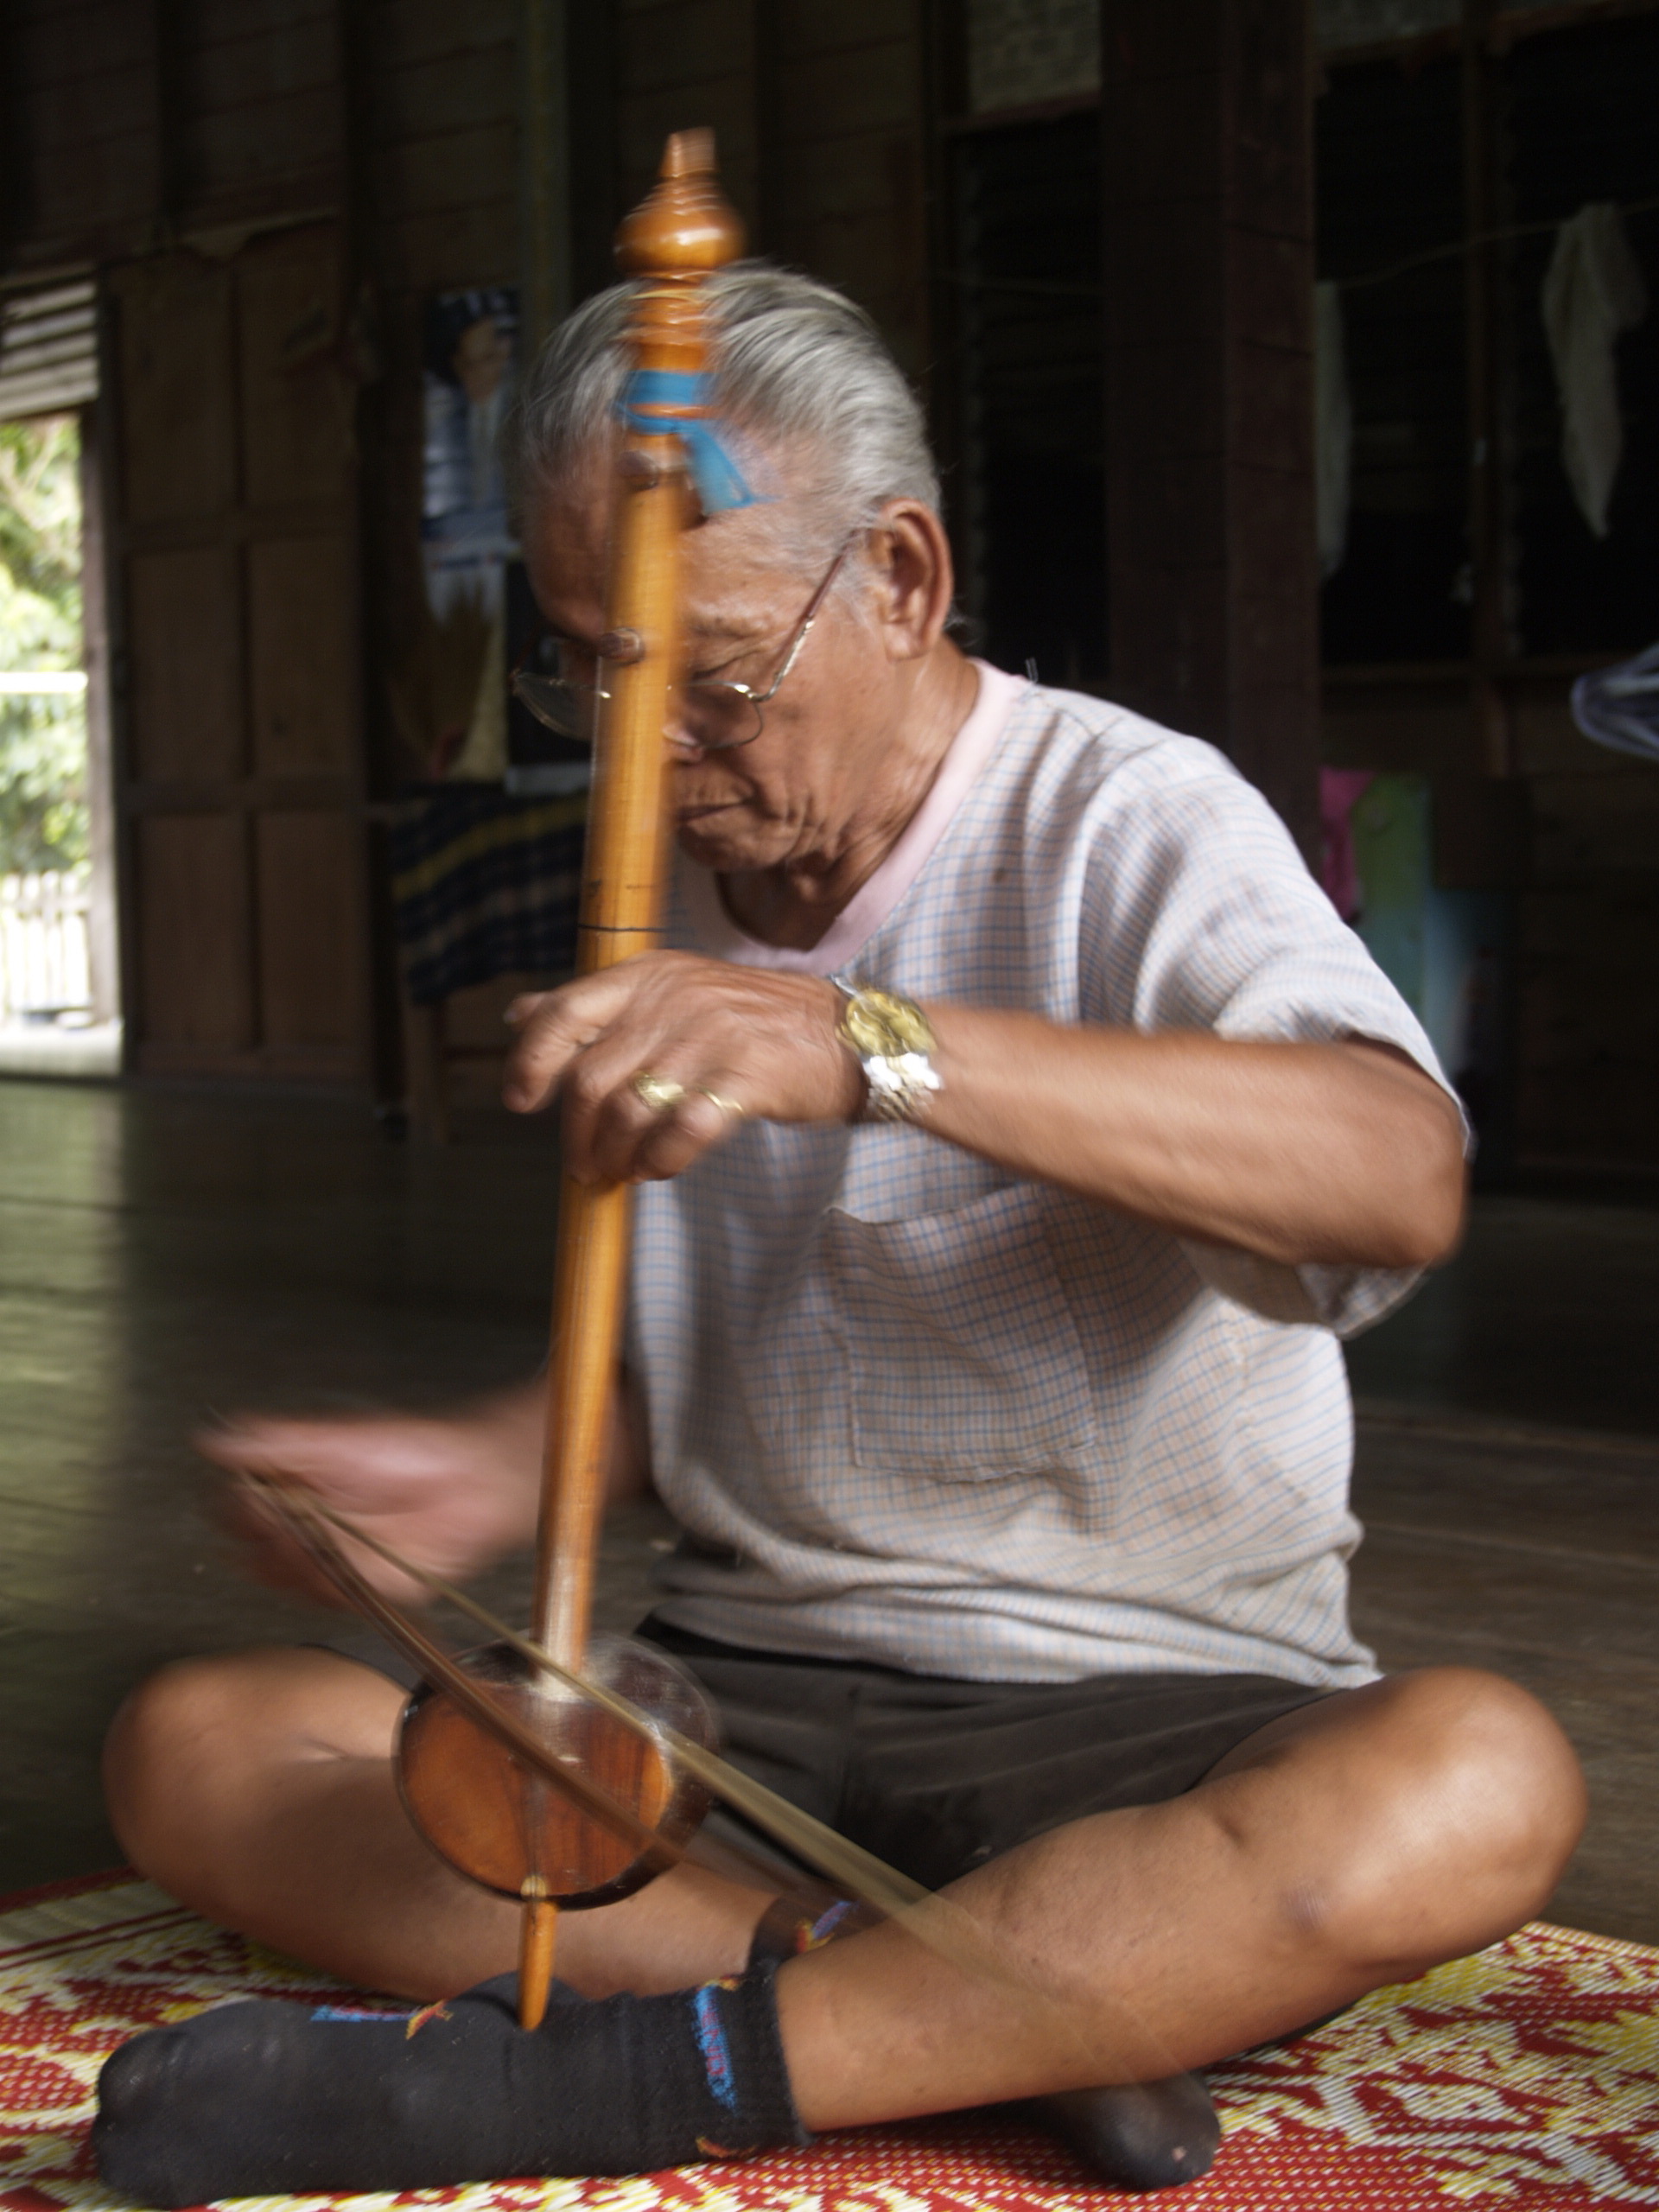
616, 369, 760, 514
809, 1898, 857, 1945
690, 1985, 738, 2110
310, 2005, 410, 2024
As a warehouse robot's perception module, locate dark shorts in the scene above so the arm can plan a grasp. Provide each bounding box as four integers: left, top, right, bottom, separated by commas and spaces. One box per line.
337, 1618, 1332, 1893
639, 1618, 1329, 1891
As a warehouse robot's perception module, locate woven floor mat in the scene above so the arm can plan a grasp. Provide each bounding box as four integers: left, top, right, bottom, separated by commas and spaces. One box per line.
1, 1873, 1656, 2209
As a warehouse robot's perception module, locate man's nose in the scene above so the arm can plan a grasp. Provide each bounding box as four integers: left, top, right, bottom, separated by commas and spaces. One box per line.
664, 718, 711, 760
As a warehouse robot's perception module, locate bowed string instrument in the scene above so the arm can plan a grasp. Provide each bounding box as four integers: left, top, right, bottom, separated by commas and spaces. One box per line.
257, 126, 876, 2030
398, 124, 743, 2031
249, 130, 1176, 2092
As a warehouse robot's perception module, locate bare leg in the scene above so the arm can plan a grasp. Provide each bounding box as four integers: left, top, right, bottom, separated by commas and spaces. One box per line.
778, 1666, 1586, 2126
105, 1650, 1585, 2128
102, 1648, 770, 2001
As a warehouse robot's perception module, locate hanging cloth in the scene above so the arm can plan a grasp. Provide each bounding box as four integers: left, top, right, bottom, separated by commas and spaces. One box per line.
1571, 642, 1659, 765
1315, 282, 1353, 580
1541, 203, 1649, 538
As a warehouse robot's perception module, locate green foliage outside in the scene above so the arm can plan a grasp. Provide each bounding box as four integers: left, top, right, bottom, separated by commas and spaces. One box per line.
0, 417, 86, 874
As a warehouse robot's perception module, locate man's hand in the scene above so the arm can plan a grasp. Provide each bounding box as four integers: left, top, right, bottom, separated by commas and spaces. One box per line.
504, 951, 862, 1184
200, 1391, 546, 1609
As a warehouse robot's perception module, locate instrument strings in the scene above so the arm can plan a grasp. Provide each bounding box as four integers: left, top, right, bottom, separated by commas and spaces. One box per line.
245, 1471, 1183, 2090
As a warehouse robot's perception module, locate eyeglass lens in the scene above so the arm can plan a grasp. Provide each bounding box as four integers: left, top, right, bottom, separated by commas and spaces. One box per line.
510, 671, 764, 751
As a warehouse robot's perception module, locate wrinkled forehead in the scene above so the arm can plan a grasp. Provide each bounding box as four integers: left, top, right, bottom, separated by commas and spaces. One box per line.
521, 443, 822, 645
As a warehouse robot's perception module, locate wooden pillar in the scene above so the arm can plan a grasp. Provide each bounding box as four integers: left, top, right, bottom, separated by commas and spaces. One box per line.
1461, 0, 1513, 776
1, 0, 32, 257
78, 417, 120, 1027
751, 0, 777, 256
567, 0, 618, 303
1103, 0, 1319, 860
151, 0, 192, 237
337, 0, 404, 1106
520, 0, 574, 353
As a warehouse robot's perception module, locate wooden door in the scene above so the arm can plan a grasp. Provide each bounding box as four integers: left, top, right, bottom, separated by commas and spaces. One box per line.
108, 223, 371, 1083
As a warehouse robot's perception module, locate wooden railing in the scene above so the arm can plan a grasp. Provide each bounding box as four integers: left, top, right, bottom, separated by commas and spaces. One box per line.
0, 868, 92, 1020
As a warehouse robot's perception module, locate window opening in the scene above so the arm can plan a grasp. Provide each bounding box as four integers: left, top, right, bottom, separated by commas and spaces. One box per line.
1508, 15, 1659, 654
0, 283, 118, 1079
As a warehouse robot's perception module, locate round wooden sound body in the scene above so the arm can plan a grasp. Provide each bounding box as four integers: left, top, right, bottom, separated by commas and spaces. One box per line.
397, 1637, 716, 1910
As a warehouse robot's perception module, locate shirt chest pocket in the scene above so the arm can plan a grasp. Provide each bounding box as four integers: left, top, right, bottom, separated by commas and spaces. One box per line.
817, 1184, 1099, 1479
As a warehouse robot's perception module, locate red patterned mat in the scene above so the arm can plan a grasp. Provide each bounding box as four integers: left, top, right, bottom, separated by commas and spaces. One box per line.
2, 1872, 1656, 2209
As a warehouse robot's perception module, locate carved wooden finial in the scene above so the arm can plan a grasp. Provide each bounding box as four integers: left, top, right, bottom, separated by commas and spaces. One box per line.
614, 129, 746, 279
661, 128, 715, 181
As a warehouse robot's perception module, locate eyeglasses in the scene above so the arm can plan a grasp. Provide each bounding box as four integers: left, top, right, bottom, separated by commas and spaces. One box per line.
511, 539, 853, 754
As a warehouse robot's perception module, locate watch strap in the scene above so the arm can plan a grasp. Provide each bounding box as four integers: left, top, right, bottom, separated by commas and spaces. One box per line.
830, 976, 943, 1124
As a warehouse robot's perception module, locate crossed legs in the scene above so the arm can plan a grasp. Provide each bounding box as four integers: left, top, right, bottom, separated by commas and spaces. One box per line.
103, 1646, 1585, 2131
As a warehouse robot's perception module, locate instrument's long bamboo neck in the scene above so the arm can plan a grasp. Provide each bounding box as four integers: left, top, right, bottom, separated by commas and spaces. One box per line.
530, 454, 683, 1668
528, 129, 744, 1675
518, 129, 743, 2033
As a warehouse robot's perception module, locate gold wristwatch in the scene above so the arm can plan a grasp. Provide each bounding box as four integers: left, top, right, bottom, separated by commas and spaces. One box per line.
831, 976, 943, 1123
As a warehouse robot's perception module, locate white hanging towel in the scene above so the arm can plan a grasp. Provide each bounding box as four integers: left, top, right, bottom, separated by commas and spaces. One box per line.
1541, 203, 1649, 538
1315, 281, 1353, 579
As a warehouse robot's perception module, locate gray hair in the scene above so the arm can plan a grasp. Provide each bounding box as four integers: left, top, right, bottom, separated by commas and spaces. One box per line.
509, 262, 941, 580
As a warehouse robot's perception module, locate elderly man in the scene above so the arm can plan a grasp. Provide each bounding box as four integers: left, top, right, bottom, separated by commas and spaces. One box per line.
95, 266, 1584, 2204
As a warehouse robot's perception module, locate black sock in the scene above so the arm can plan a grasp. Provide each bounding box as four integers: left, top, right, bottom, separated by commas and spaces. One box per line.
1035, 2075, 1220, 2193
94, 1964, 810, 2209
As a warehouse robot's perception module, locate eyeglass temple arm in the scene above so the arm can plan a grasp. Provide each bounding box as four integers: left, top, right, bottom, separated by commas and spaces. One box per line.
743, 539, 855, 705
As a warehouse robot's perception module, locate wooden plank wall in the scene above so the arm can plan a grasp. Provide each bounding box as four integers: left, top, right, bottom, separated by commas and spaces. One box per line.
2, 0, 940, 1096
612, 0, 935, 377
187, 0, 341, 221
615, 1, 765, 237
375, 0, 518, 295
4, 0, 523, 270
112, 223, 369, 1082
7, 0, 160, 261
1103, 0, 1320, 863
12, 0, 1646, 1167
1318, 7, 1659, 1173
3, 0, 532, 1090
766, 1, 934, 383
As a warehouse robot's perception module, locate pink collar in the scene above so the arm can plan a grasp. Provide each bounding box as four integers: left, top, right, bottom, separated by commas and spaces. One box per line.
680, 659, 1027, 976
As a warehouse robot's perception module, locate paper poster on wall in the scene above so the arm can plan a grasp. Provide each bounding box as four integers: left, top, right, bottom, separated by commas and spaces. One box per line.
419, 287, 518, 779
423, 286, 518, 608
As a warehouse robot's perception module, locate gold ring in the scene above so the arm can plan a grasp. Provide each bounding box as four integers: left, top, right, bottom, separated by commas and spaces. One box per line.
696, 1087, 745, 1118
631, 1071, 686, 1113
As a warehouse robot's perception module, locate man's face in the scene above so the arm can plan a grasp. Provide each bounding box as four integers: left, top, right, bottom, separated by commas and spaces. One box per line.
521, 456, 904, 876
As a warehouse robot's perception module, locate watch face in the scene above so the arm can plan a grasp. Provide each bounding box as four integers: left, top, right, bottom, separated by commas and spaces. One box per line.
842, 988, 936, 1058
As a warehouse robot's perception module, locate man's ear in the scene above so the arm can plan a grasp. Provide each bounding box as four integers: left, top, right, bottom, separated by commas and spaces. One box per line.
871, 499, 957, 662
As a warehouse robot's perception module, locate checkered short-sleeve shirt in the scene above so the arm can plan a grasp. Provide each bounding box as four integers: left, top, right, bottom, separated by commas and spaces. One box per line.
630, 671, 1452, 1689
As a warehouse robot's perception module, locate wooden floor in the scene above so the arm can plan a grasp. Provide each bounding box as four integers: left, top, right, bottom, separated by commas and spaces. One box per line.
1350, 1411, 1659, 1943
1, 1077, 1655, 1944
